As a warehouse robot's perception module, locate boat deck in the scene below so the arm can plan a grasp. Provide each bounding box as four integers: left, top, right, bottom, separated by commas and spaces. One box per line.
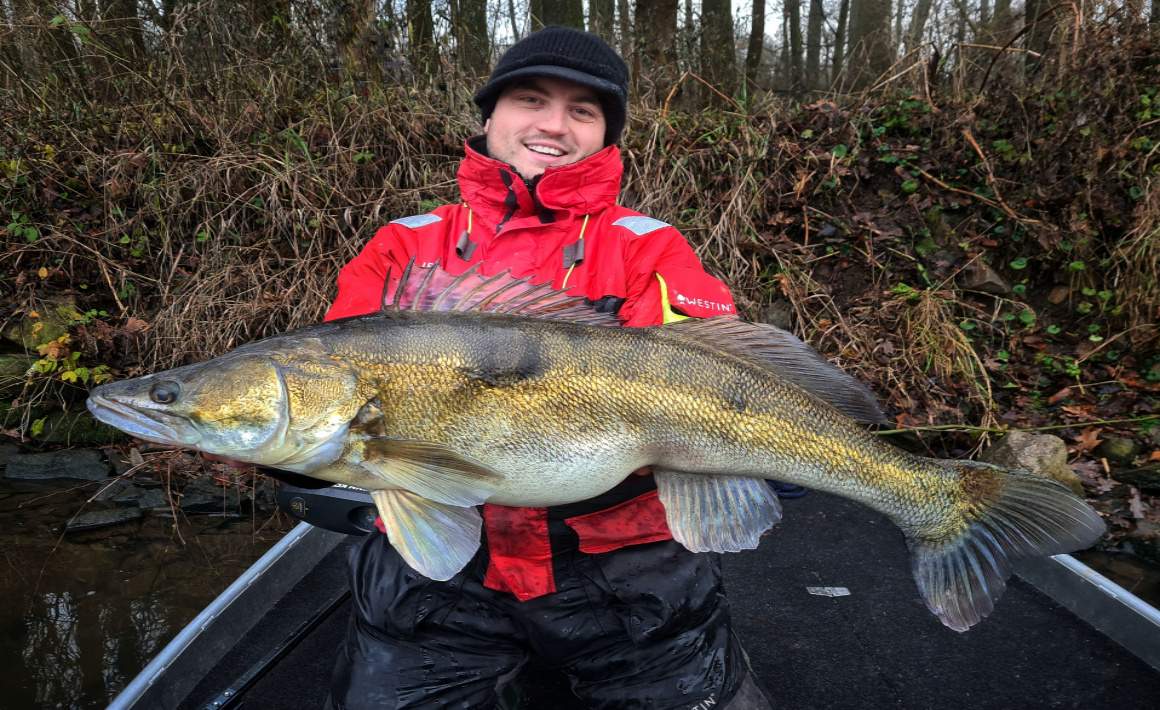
177, 492, 1160, 708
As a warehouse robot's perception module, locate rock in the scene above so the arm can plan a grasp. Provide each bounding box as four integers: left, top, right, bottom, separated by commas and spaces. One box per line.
960, 260, 1012, 296
4, 449, 111, 482
761, 299, 794, 330
1115, 465, 1160, 496
1047, 285, 1070, 305
65, 507, 143, 533
981, 431, 1084, 496
110, 484, 171, 509
0, 441, 20, 469
2, 295, 83, 351
1097, 437, 1140, 465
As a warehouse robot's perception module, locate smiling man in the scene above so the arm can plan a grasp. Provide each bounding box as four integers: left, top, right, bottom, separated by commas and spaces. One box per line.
324, 27, 771, 710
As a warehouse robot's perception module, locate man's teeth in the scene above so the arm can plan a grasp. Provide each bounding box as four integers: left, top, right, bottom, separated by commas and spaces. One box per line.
527, 145, 563, 156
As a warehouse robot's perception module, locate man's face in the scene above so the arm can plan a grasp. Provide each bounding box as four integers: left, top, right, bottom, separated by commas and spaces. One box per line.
484, 76, 607, 181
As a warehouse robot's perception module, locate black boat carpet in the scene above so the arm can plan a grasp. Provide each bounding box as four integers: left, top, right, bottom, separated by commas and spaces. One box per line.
199, 492, 1160, 709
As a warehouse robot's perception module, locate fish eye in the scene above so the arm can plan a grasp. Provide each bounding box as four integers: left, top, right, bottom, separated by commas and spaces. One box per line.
150, 381, 181, 405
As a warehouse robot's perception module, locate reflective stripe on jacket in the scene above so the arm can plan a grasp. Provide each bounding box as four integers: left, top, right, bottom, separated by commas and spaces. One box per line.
325, 136, 736, 600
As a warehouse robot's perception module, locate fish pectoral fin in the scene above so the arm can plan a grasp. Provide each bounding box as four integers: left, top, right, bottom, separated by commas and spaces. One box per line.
370, 489, 481, 581
654, 470, 783, 553
360, 439, 501, 507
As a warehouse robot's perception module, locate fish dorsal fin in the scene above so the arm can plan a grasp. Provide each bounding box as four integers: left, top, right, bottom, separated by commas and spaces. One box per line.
654, 470, 782, 553
381, 260, 621, 327
659, 318, 886, 425
370, 489, 481, 581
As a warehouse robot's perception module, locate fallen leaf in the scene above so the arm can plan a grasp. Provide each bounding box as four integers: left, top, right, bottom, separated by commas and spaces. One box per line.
1072, 427, 1103, 454
37, 267, 48, 279
123, 317, 149, 334
1048, 387, 1071, 405
1150, 451, 1160, 462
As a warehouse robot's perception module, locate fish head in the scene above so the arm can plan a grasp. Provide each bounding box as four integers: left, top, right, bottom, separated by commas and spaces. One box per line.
86, 342, 365, 468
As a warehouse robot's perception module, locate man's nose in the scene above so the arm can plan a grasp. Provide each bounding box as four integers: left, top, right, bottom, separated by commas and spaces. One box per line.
534, 104, 568, 134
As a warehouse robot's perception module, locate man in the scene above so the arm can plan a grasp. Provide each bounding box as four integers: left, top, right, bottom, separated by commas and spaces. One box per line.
324, 27, 772, 709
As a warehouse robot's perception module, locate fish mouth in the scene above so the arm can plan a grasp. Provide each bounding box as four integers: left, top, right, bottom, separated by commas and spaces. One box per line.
86, 393, 197, 446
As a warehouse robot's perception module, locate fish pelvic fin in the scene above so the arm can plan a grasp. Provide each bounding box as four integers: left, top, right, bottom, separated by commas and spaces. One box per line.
655, 318, 886, 425
655, 470, 783, 553
910, 460, 1105, 632
371, 489, 481, 581
381, 259, 622, 327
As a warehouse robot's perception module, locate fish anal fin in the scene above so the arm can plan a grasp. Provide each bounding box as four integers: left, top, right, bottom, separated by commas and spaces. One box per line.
655, 470, 783, 553
358, 439, 502, 507
383, 259, 621, 327
658, 319, 885, 425
371, 489, 481, 581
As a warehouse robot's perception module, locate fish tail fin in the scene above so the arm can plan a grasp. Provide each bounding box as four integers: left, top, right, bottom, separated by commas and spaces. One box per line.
908, 460, 1105, 632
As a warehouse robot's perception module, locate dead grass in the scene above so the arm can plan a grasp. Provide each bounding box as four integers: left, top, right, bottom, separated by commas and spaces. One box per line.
0, 11, 1155, 444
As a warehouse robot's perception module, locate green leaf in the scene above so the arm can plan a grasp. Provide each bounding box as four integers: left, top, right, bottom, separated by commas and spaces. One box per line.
831, 144, 848, 159
1067, 260, 1086, 271
1018, 310, 1036, 326
901, 179, 919, 194
1012, 283, 1027, 296
959, 320, 976, 331
30, 417, 45, 438
801, 129, 815, 139
1009, 257, 1028, 270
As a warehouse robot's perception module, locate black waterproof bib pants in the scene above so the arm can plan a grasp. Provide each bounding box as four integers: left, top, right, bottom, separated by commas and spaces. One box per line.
327, 530, 772, 709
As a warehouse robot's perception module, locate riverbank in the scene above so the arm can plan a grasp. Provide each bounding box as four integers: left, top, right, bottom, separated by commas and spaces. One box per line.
0, 442, 293, 708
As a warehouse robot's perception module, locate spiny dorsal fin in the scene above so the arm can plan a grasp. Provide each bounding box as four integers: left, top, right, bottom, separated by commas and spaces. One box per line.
658, 318, 886, 425
381, 260, 621, 327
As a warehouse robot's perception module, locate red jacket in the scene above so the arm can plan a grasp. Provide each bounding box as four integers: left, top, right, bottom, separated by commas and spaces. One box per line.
326, 137, 736, 600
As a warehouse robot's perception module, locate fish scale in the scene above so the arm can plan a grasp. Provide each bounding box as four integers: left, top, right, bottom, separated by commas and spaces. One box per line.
86, 265, 1105, 632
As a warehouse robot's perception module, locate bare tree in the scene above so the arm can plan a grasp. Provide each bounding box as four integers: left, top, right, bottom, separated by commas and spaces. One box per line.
453, 0, 490, 75
848, 0, 894, 87
101, 0, 146, 67
805, 0, 824, 90
832, 0, 850, 83
633, 0, 678, 99
907, 0, 935, 53
746, 0, 767, 91
700, 0, 737, 101
334, 0, 379, 82
10, 0, 82, 85
507, 0, 523, 41
533, 0, 585, 29
591, 0, 616, 42
786, 0, 804, 93
407, 0, 438, 75
618, 0, 632, 57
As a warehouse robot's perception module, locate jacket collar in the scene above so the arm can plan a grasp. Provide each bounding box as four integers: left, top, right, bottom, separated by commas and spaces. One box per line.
457, 135, 623, 227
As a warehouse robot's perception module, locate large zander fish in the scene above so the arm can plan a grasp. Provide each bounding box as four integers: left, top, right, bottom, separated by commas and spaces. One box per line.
87, 264, 1105, 632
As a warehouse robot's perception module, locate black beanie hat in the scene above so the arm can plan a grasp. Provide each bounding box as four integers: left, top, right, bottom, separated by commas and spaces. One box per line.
473, 27, 629, 146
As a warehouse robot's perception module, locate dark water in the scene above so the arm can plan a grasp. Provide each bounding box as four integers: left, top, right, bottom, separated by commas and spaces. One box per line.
0, 477, 291, 709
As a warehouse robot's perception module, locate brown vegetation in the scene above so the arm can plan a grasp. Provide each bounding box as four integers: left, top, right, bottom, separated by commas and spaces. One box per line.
0, 6, 1156, 552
